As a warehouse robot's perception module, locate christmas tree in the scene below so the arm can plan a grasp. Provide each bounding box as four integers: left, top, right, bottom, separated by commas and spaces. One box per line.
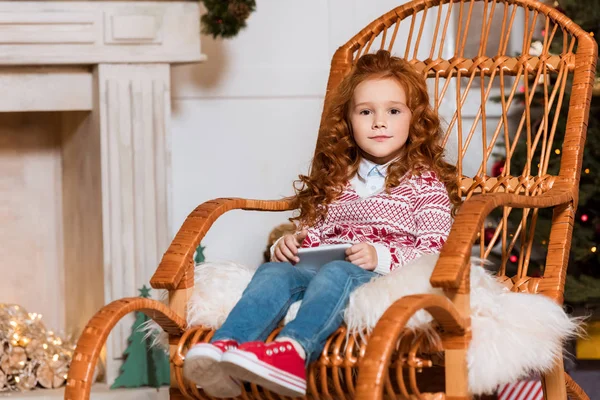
111, 285, 170, 388
492, 0, 600, 304
194, 243, 206, 265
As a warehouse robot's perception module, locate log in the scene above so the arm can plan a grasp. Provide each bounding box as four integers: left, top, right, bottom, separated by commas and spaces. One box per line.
37, 361, 66, 389
4, 347, 26, 374
0, 369, 6, 391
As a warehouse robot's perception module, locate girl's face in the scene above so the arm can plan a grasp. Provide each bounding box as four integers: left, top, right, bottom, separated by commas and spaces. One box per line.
349, 77, 412, 165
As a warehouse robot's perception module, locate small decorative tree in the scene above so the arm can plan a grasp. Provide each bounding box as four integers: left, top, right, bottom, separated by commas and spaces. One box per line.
194, 243, 206, 265
111, 285, 170, 388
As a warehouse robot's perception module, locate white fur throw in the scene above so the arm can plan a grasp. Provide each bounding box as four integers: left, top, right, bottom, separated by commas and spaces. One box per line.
187, 255, 580, 395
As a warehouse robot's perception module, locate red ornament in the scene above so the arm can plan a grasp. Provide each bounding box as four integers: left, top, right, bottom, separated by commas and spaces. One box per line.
509, 255, 518, 263
581, 214, 589, 222
491, 159, 505, 177
483, 227, 495, 245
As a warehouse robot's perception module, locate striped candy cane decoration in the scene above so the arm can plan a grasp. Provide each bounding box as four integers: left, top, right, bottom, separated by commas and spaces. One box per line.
498, 379, 543, 400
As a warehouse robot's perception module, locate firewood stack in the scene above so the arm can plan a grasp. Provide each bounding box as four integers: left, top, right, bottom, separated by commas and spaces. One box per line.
0, 304, 74, 391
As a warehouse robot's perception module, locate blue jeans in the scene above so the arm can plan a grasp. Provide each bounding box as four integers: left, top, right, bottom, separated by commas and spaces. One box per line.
211, 260, 376, 363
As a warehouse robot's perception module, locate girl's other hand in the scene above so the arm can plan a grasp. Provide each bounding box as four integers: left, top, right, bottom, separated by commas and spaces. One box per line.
272, 229, 308, 263
345, 243, 377, 270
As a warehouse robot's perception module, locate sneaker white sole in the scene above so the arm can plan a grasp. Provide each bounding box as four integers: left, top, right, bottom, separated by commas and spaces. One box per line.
221, 349, 306, 398
183, 345, 241, 398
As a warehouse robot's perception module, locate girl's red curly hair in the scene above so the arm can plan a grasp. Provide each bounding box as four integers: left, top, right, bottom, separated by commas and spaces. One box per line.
291, 50, 461, 227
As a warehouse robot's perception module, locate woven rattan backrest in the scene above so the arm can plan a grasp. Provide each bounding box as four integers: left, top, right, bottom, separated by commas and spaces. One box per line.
320, 0, 596, 291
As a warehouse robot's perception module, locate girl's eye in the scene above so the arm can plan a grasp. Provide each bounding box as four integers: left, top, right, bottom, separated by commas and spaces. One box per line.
390, 109, 401, 115
359, 109, 372, 115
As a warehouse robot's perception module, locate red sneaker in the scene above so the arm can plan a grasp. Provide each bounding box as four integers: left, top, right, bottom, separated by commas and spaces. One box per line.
183, 339, 241, 398
221, 341, 306, 397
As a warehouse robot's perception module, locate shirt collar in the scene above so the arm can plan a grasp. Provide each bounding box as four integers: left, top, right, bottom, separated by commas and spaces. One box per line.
357, 157, 395, 180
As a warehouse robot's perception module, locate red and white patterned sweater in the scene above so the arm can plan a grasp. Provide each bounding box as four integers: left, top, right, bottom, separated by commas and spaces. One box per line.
301, 171, 453, 275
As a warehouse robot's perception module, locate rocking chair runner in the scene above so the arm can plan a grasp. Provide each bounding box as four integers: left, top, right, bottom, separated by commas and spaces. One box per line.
65, 0, 596, 399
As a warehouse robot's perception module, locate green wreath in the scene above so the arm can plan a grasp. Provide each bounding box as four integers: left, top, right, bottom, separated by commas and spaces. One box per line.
200, 0, 257, 39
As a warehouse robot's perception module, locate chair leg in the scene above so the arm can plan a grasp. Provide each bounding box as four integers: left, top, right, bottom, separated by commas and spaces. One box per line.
444, 349, 470, 399
564, 372, 589, 400
169, 387, 188, 400
541, 358, 567, 400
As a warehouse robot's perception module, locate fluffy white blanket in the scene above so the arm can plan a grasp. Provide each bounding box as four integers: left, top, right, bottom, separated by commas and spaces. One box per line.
186, 254, 580, 395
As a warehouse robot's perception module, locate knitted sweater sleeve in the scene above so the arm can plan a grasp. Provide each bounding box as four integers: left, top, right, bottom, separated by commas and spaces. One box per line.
378, 172, 452, 274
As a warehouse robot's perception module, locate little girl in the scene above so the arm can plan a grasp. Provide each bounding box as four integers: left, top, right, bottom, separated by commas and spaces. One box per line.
183, 50, 461, 398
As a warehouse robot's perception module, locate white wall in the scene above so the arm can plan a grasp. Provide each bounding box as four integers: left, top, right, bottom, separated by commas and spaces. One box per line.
170, 0, 417, 268
169, 0, 524, 267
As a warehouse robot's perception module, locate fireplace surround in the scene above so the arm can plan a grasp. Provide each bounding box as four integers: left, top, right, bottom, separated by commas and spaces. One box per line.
0, 0, 203, 384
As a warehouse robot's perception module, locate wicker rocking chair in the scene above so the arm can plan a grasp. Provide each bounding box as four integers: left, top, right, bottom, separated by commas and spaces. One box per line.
65, 0, 596, 399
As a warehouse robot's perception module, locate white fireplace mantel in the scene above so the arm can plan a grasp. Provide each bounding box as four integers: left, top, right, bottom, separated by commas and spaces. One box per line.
0, 0, 203, 385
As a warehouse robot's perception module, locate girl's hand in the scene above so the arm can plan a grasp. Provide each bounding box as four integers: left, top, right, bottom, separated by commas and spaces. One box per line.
272, 229, 308, 263
345, 243, 378, 270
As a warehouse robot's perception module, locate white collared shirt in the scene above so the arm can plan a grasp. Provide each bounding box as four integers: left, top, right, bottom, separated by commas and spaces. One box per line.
347, 157, 397, 274
349, 157, 395, 198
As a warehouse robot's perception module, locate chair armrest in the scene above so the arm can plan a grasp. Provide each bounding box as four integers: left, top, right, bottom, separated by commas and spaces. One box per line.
150, 197, 294, 290
431, 188, 574, 289
66, 298, 185, 400
356, 294, 468, 398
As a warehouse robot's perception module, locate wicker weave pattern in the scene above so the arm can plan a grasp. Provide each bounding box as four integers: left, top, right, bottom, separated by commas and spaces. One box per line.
171, 324, 447, 399
65, 0, 596, 399
324, 0, 596, 301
